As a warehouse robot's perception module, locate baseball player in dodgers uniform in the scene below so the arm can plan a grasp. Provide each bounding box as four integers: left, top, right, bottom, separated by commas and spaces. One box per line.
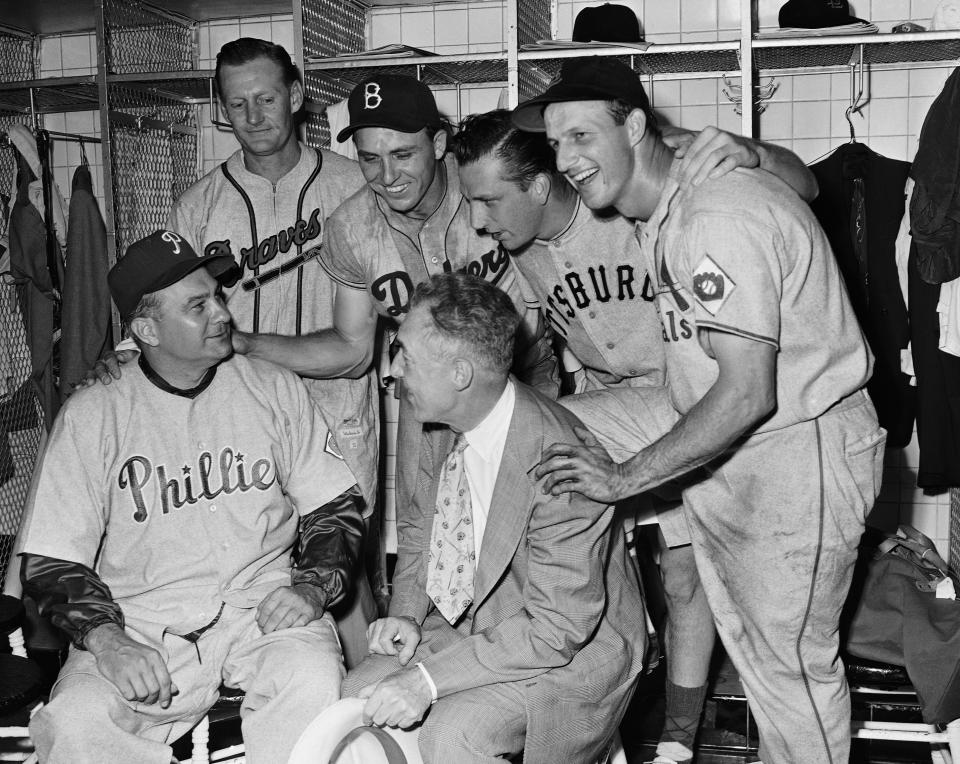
19, 231, 363, 764
313, 74, 557, 515
450, 109, 820, 764
516, 58, 886, 764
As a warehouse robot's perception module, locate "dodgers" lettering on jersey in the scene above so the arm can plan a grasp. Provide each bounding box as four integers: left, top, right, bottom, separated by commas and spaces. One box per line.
118, 447, 277, 523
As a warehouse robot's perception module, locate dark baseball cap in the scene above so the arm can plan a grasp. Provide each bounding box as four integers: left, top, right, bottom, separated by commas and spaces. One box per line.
779, 0, 865, 28
108, 230, 239, 320
572, 3, 643, 43
336, 74, 442, 142
512, 57, 650, 132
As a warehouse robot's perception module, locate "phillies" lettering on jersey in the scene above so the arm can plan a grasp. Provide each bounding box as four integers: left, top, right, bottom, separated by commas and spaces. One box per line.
118, 447, 277, 523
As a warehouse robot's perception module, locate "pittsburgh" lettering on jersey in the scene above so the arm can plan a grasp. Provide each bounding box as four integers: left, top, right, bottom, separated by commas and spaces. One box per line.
205, 208, 323, 275
541, 264, 655, 337
118, 447, 277, 523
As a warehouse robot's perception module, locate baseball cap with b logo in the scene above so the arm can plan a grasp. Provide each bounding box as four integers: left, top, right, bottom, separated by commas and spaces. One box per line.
336, 74, 442, 142
108, 229, 239, 320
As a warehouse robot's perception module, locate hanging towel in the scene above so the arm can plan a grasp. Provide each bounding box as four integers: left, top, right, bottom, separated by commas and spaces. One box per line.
59, 164, 111, 399
326, 98, 358, 160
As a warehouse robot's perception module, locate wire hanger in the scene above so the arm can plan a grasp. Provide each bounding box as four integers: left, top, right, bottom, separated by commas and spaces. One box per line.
845, 45, 867, 143
78, 136, 89, 166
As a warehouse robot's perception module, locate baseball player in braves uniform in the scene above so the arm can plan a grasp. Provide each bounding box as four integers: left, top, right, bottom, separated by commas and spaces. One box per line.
19, 230, 364, 764
451, 109, 819, 764
517, 58, 885, 764
307, 74, 557, 516
95, 39, 381, 666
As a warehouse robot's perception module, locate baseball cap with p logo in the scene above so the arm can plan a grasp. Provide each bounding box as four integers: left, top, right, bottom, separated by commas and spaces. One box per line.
108, 229, 239, 321
336, 74, 442, 142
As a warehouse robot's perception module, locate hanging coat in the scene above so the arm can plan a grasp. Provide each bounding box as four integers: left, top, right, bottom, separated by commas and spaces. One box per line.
59, 164, 111, 399
8, 153, 64, 429
810, 142, 916, 447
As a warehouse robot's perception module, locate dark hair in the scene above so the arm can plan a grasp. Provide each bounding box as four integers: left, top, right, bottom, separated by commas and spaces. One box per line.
411, 272, 519, 374
451, 110, 560, 190
215, 38, 300, 97
606, 97, 659, 135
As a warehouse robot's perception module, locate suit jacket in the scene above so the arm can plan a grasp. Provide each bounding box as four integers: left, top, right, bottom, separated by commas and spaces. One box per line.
390, 382, 647, 762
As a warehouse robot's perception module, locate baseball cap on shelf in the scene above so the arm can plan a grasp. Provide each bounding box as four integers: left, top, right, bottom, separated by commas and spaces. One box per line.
512, 56, 649, 132
108, 230, 239, 321
336, 74, 442, 142
572, 3, 643, 43
779, 0, 866, 28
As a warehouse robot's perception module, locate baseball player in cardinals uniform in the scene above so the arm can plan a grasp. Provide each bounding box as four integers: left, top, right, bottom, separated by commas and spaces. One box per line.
518, 58, 886, 764
19, 230, 364, 764
451, 109, 820, 764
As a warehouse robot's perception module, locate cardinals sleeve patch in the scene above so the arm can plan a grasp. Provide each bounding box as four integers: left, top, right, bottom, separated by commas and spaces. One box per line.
324, 431, 345, 460
692, 255, 735, 316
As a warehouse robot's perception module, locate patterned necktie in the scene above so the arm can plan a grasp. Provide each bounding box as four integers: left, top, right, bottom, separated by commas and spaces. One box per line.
426, 434, 475, 624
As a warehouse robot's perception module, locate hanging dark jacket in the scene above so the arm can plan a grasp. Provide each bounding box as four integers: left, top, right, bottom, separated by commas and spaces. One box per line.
8, 153, 63, 429
909, 66, 960, 285
59, 164, 111, 399
811, 142, 915, 447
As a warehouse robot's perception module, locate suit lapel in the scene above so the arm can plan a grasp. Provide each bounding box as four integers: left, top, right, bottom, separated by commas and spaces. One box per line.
472, 385, 542, 609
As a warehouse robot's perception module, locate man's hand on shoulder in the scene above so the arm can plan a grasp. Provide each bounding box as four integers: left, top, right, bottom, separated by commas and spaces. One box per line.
666, 126, 758, 188
84, 622, 178, 708
535, 424, 627, 502
256, 583, 326, 634
75, 349, 138, 389
358, 667, 432, 729
366, 616, 421, 665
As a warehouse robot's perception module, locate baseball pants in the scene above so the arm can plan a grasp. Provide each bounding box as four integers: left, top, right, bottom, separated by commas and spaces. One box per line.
31, 606, 344, 764
682, 390, 885, 764
560, 385, 691, 547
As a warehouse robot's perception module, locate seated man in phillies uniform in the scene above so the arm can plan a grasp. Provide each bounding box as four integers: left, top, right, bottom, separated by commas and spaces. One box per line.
18, 230, 364, 764
343, 273, 647, 764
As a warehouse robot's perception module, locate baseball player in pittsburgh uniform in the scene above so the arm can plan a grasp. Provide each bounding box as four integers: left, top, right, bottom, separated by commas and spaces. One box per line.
450, 109, 819, 764
517, 58, 885, 764
20, 230, 364, 764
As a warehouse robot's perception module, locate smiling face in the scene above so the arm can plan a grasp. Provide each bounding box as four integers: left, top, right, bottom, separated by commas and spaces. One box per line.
355, 127, 446, 217
141, 268, 233, 372
219, 56, 302, 161
458, 154, 546, 251
544, 100, 636, 213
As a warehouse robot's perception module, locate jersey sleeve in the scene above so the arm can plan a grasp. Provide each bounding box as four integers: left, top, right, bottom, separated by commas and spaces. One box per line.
18, 403, 108, 566
317, 205, 369, 290
679, 212, 783, 349
278, 372, 359, 516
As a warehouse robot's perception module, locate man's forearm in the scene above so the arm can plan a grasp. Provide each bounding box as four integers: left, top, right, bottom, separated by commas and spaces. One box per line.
236, 329, 373, 379
755, 140, 818, 202
612, 373, 774, 499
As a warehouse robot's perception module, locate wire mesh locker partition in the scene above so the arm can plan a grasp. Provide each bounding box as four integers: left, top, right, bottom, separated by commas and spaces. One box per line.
102, 0, 196, 74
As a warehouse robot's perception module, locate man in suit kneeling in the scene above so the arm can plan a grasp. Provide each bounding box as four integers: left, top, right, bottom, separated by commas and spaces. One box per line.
342, 271, 647, 764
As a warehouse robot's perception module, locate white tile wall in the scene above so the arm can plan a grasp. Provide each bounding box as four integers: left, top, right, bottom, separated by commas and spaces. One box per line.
27, 1, 960, 561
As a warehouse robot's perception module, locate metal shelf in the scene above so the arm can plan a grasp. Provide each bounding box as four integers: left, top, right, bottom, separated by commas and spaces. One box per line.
519, 42, 740, 78
753, 30, 960, 71
0, 76, 100, 114
305, 51, 508, 87
106, 70, 214, 103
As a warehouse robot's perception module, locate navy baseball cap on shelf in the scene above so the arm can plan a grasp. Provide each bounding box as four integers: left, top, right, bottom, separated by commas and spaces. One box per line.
109, 230, 239, 320
572, 3, 643, 43
512, 57, 650, 132
779, 0, 866, 28
336, 74, 442, 142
